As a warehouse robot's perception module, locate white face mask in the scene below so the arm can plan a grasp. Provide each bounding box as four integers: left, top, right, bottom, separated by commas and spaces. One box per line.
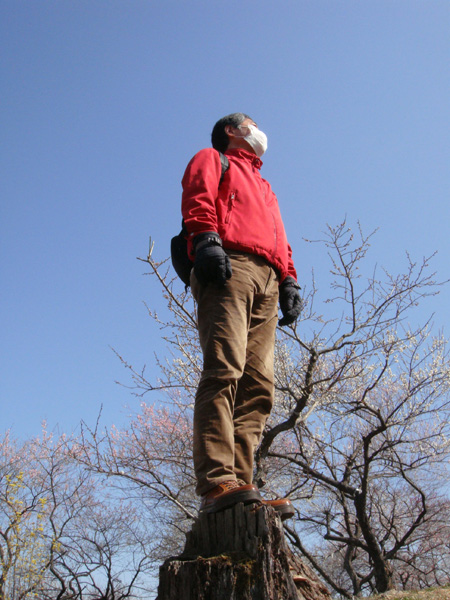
239, 123, 268, 157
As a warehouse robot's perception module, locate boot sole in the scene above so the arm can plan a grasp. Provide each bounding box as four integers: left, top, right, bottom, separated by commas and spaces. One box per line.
200, 489, 262, 514
263, 501, 295, 521
274, 504, 295, 521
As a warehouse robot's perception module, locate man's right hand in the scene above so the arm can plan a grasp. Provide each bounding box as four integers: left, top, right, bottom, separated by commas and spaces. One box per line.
193, 232, 232, 287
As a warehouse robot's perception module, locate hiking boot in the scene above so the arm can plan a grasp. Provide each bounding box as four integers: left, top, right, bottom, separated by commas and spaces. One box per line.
235, 480, 295, 521
262, 498, 295, 521
199, 480, 262, 514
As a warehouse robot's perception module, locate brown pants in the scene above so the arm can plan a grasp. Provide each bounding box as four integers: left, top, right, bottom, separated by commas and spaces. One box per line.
191, 251, 279, 496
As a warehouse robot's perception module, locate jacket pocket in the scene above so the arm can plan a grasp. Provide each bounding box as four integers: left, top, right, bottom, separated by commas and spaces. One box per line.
225, 191, 236, 224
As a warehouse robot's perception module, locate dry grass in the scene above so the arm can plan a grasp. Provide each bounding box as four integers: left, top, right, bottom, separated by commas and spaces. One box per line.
370, 588, 450, 600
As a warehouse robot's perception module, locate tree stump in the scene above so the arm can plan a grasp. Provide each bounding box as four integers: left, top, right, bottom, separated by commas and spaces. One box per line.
156, 503, 331, 600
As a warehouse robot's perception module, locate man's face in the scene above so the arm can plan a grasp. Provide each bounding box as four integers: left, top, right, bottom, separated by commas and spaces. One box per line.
237, 117, 258, 134
225, 118, 259, 154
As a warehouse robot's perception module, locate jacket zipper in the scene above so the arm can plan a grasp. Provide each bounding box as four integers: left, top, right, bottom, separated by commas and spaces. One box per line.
271, 213, 278, 258
256, 166, 275, 254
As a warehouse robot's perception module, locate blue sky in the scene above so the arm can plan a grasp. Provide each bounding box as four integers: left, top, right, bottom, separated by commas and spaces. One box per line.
1, 1, 449, 439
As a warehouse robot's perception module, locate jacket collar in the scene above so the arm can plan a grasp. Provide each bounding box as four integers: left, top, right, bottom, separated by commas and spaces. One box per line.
224, 148, 263, 170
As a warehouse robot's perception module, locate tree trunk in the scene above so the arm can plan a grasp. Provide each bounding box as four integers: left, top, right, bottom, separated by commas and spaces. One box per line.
156, 503, 331, 600
354, 491, 394, 593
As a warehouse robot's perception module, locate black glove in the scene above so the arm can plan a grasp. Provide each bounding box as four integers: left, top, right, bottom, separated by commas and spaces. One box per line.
193, 232, 232, 287
278, 276, 302, 326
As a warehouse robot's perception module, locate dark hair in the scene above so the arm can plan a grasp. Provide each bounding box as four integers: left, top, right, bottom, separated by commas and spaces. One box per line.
211, 113, 251, 152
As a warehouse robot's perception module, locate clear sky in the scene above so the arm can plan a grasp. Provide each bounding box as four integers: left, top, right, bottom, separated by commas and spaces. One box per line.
1, 1, 449, 439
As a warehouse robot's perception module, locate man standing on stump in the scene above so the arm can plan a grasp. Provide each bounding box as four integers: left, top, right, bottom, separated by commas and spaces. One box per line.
181, 113, 301, 521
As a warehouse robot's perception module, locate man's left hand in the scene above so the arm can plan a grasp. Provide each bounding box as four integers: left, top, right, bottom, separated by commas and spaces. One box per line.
278, 277, 302, 326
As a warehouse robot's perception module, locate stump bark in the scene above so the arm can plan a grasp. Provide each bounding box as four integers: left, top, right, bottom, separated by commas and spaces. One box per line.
156, 503, 331, 600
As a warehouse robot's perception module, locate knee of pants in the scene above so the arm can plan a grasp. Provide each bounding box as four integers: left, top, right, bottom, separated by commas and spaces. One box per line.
200, 366, 243, 384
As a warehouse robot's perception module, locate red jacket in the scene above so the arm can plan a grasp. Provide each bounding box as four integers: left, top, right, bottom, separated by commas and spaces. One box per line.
181, 147, 297, 283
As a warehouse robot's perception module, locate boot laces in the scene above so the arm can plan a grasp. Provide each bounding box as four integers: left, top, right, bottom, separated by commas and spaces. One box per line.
221, 480, 240, 491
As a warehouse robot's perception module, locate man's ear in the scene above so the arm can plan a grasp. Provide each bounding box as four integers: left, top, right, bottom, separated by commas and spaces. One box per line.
224, 124, 236, 138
